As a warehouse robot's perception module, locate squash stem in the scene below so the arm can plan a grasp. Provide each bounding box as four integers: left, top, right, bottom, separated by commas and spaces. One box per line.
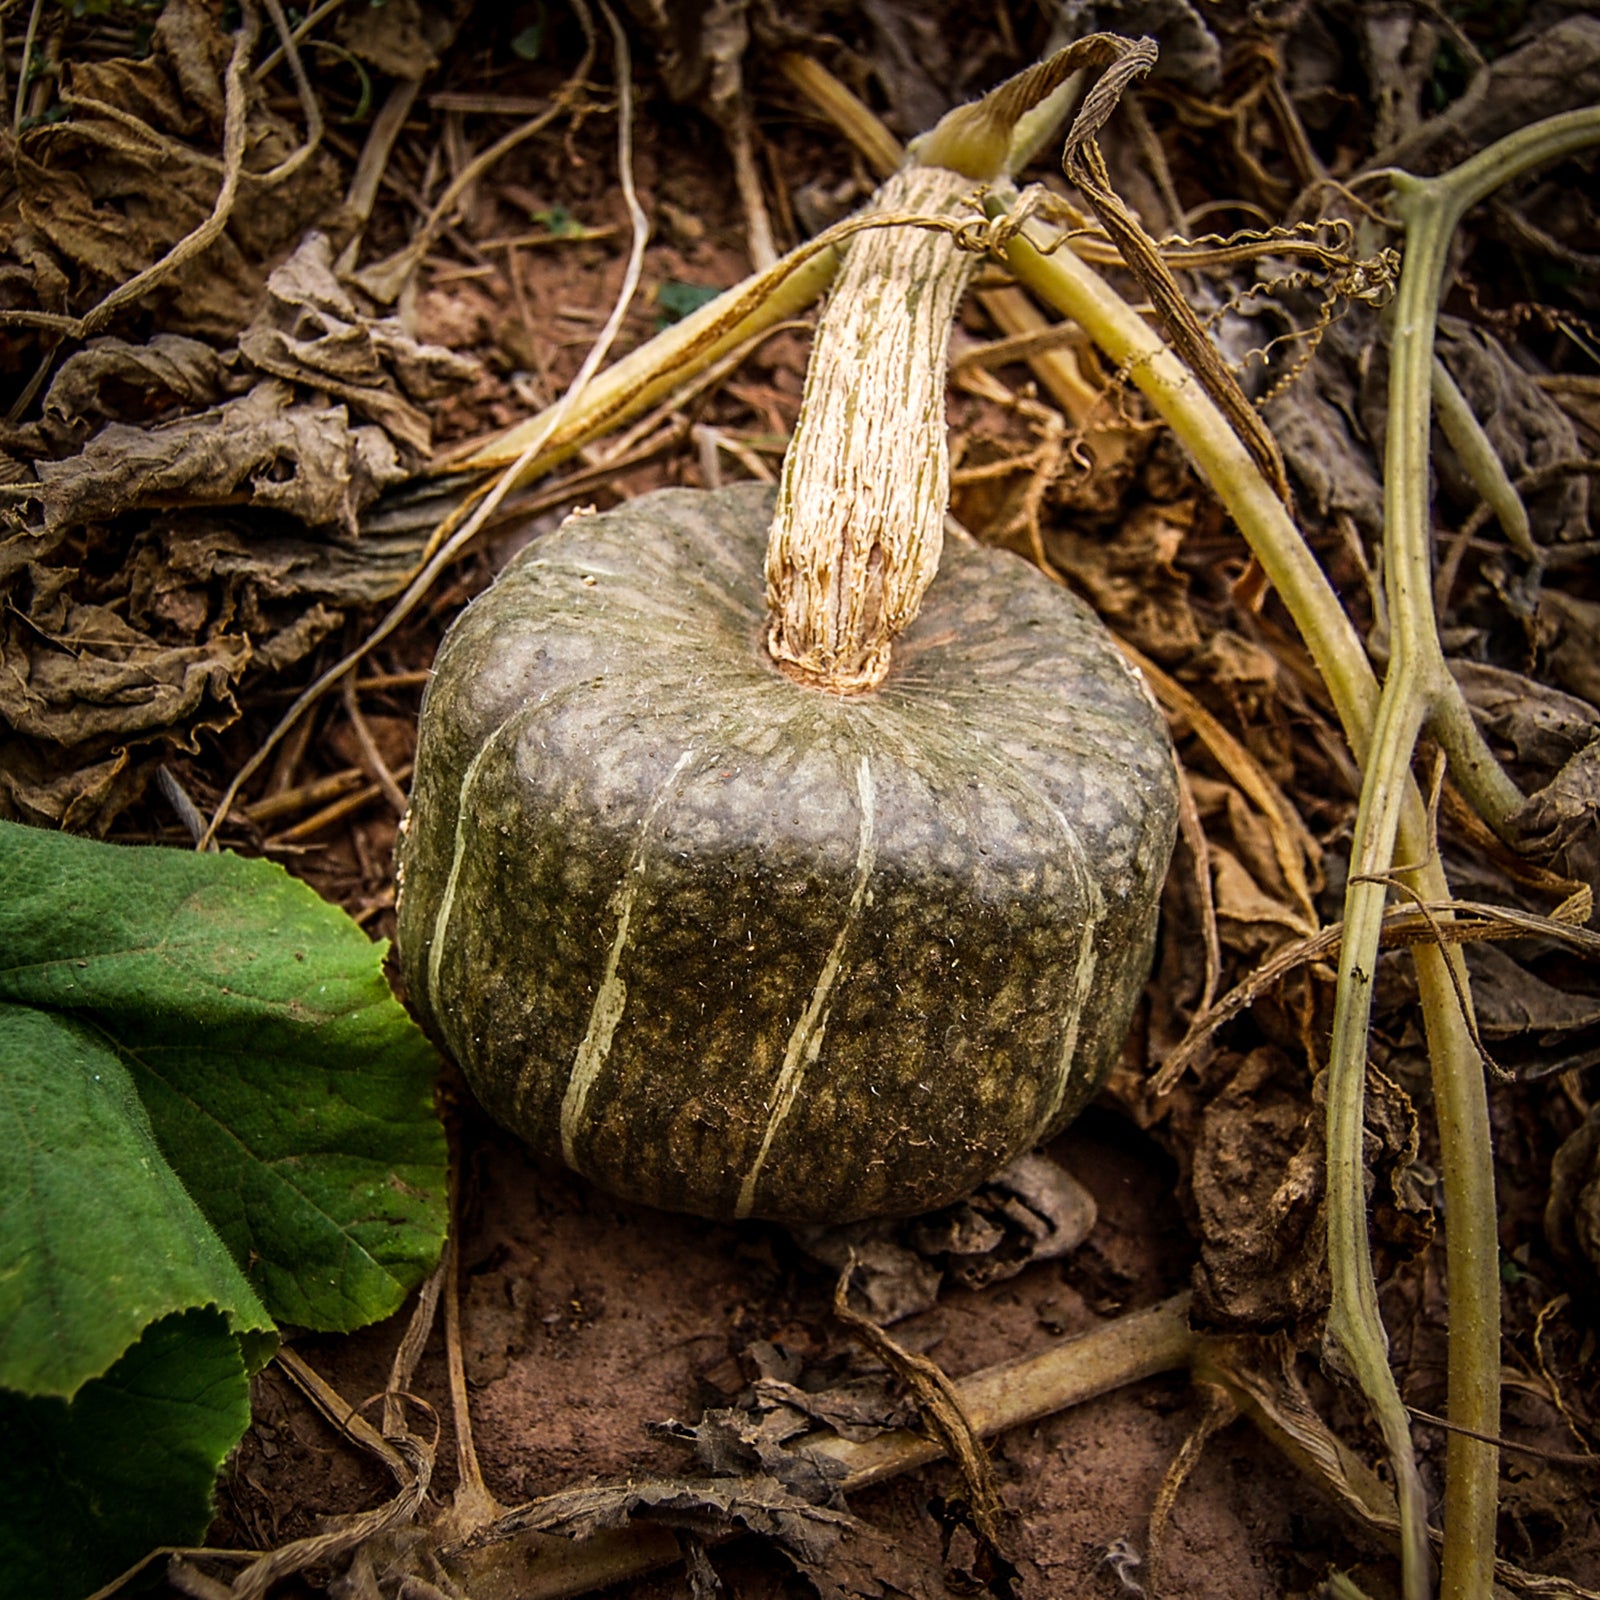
764, 164, 977, 693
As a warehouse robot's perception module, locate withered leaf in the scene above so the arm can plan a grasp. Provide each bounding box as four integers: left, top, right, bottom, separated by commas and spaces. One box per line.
1540, 592, 1600, 721
336, 0, 457, 78
1451, 661, 1600, 776
1042, 500, 1201, 664
749, 1376, 920, 1446
1266, 312, 1383, 536
1434, 319, 1589, 546
14, 0, 338, 339
794, 1152, 1096, 1325
855, 1, 956, 136
1411, 14, 1600, 166
43, 334, 241, 431
623, 0, 751, 113
0, 595, 248, 746
1361, 1066, 1435, 1266
1190, 1048, 1327, 1331
0, 739, 139, 832
1208, 846, 1315, 954
35, 380, 406, 537
1547, 1108, 1600, 1281
792, 1227, 944, 1327
656, 1403, 851, 1502
910, 1151, 1097, 1292
1509, 736, 1600, 903
484, 1473, 950, 1600
1464, 942, 1600, 1040
240, 233, 478, 466
1051, 0, 1221, 92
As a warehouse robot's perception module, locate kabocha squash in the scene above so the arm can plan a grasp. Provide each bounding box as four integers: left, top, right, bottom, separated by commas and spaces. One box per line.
398, 484, 1174, 1221
397, 53, 1179, 1223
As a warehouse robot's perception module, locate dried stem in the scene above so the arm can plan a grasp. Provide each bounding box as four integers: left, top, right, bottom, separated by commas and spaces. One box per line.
11, 0, 42, 136
454, 1296, 1197, 1599
765, 34, 1156, 693
764, 164, 976, 692
352, 0, 597, 303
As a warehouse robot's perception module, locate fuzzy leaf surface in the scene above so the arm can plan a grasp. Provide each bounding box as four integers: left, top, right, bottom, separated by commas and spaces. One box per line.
0, 819, 447, 1333
0, 1308, 250, 1600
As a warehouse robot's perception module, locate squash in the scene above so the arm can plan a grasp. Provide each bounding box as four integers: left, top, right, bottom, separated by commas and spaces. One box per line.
396, 479, 1176, 1221
397, 56, 1178, 1223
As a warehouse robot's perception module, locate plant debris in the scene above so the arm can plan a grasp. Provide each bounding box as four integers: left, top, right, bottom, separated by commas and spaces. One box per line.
2, 0, 1600, 1596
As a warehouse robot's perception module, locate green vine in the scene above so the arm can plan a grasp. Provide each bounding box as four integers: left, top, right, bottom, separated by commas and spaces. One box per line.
995, 103, 1599, 1600
1329, 106, 1600, 1600
994, 104, 1600, 1600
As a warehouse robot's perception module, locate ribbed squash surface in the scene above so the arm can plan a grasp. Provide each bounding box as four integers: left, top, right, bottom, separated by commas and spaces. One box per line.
397, 483, 1177, 1222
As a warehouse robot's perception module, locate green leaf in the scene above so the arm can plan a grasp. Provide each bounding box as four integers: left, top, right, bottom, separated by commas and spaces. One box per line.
532, 203, 582, 238
0, 1004, 270, 1399
0, 1307, 249, 1600
0, 820, 446, 1597
511, 17, 546, 61
0, 819, 448, 1331
656, 279, 723, 327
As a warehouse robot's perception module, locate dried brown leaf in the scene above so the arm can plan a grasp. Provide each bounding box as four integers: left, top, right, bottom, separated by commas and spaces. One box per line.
1465, 941, 1600, 1040
1383, 14, 1600, 172
1510, 736, 1600, 904
1264, 324, 1384, 539
239, 232, 477, 465
1051, 0, 1221, 94
793, 1152, 1097, 1325
746, 1376, 919, 1447
1042, 501, 1200, 664
43, 334, 240, 431
336, 0, 459, 79
1208, 845, 1315, 953
9, 0, 337, 340
1188, 1047, 1326, 1330
0, 594, 248, 746
1452, 661, 1600, 776
1178, 632, 1298, 784
1434, 319, 1590, 545
0, 739, 138, 830
1547, 1108, 1600, 1281
477, 1473, 951, 1600
35, 379, 405, 536
624, 0, 751, 112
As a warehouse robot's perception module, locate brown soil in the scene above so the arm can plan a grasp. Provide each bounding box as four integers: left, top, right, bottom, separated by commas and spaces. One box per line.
215, 1107, 1359, 1599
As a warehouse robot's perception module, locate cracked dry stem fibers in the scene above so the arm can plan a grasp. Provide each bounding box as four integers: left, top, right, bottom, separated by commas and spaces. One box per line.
764, 164, 977, 695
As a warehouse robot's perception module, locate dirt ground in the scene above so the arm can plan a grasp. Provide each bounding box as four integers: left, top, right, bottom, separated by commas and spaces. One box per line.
218, 1106, 1365, 1599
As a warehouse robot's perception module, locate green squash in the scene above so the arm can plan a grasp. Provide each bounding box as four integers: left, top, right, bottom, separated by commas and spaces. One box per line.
396, 481, 1177, 1221
399, 66, 1183, 1222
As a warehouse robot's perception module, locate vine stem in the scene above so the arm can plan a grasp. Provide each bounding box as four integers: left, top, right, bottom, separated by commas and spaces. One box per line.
996, 104, 1597, 1600
989, 201, 1433, 1592
993, 104, 1599, 1599
1338, 106, 1600, 1600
